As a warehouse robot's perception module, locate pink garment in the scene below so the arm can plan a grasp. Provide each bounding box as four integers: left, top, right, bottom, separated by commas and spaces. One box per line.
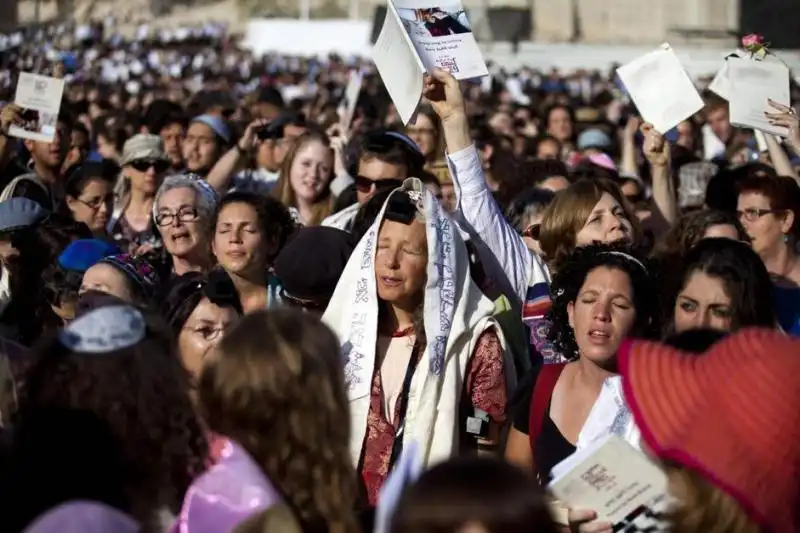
173, 438, 279, 533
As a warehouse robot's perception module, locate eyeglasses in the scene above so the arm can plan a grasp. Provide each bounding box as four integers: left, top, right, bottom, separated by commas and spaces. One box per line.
76, 194, 113, 210
354, 175, 404, 194
130, 159, 170, 173
737, 208, 784, 222
156, 206, 199, 227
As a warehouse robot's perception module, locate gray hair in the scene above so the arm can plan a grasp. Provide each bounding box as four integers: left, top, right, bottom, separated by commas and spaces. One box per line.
153, 173, 219, 221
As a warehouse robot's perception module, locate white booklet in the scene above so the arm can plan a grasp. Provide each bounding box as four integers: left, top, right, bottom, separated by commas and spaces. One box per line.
549, 435, 671, 532
728, 56, 790, 137
373, 0, 487, 125
616, 43, 704, 134
8, 72, 66, 143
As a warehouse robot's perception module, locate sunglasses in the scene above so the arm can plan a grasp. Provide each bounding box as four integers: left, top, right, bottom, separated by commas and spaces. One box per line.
130, 159, 170, 173
354, 175, 404, 194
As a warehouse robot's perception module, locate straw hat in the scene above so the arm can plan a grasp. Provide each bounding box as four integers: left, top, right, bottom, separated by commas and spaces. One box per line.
619, 328, 800, 533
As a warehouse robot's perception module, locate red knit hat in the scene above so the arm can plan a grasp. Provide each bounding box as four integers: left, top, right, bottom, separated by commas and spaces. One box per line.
619, 328, 800, 533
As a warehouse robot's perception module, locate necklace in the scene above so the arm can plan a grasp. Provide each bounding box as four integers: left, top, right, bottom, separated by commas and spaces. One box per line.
390, 326, 415, 338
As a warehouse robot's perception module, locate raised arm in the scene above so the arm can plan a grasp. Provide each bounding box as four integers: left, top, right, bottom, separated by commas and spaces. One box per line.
423, 69, 549, 304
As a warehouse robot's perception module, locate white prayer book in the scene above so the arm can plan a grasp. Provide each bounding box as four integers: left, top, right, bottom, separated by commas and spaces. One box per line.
548, 435, 671, 532
9, 72, 66, 143
616, 43, 704, 134
372, 1, 487, 125
728, 57, 791, 137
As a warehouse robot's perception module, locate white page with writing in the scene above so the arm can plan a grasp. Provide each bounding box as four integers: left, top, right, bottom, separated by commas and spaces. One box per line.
728, 57, 790, 137
616, 43, 704, 134
549, 435, 671, 531
391, 0, 488, 80
373, 1, 425, 125
9, 72, 65, 143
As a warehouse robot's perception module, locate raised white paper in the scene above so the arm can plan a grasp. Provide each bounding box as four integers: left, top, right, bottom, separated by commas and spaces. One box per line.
373, 1, 425, 125
708, 60, 731, 100
373, 0, 487, 125
728, 57, 791, 137
393, 1, 487, 80
616, 43, 704, 134
8, 72, 66, 143
549, 435, 671, 532
338, 70, 364, 130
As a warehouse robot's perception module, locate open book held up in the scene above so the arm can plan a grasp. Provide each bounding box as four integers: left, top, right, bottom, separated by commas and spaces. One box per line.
548, 435, 671, 532
372, 0, 487, 125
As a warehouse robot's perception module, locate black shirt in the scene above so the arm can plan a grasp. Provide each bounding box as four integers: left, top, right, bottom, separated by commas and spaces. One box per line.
511, 364, 576, 485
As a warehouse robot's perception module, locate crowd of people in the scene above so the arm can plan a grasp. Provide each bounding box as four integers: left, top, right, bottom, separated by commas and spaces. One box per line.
0, 16, 798, 533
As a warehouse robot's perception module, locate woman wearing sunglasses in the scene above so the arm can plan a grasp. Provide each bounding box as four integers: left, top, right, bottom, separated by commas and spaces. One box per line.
107, 134, 171, 253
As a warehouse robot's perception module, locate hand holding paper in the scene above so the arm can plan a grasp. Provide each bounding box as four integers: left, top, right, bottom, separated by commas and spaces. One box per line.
641, 123, 671, 168
727, 57, 790, 136
765, 99, 800, 153
616, 43, 704, 134
422, 68, 465, 122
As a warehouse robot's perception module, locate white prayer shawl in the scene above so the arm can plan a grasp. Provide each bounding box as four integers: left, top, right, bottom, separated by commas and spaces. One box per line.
322, 178, 508, 468
576, 376, 642, 452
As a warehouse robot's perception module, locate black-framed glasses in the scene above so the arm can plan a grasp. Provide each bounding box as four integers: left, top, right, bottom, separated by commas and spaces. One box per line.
354, 175, 404, 194
737, 208, 784, 222
156, 206, 199, 227
130, 159, 170, 173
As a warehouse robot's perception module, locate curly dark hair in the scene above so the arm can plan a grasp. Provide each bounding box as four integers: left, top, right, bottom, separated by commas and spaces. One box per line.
200, 309, 360, 533
213, 191, 297, 265
16, 312, 208, 532
547, 243, 657, 360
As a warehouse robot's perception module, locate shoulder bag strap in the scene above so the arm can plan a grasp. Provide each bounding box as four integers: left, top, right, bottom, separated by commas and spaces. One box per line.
528, 363, 566, 453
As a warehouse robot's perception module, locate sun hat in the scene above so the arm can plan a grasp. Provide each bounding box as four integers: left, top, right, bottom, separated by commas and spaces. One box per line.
120, 133, 168, 166
619, 328, 800, 533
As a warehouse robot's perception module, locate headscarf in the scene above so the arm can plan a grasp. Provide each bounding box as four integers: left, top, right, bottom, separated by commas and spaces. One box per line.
97, 254, 161, 300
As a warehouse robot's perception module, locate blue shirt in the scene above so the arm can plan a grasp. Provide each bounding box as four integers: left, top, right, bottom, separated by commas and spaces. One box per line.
773, 285, 800, 335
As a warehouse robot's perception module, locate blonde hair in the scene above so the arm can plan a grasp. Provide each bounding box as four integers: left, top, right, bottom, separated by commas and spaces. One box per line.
538, 178, 639, 270
199, 309, 360, 533
273, 131, 335, 226
665, 465, 760, 533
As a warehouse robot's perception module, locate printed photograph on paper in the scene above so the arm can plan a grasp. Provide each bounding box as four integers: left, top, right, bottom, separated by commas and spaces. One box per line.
8, 72, 65, 143
394, 2, 487, 80
399, 7, 472, 39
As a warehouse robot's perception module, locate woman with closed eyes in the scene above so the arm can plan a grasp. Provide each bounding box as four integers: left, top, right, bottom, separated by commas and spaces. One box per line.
505, 243, 656, 533
212, 192, 296, 313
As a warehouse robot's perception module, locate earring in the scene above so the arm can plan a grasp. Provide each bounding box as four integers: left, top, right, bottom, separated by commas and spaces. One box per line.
784, 234, 790, 244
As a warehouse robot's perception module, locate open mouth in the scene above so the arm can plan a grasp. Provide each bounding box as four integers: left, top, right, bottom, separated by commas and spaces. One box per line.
381, 276, 402, 287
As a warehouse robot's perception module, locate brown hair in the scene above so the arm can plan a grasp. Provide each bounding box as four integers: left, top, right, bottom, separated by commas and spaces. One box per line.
537, 178, 639, 269
407, 104, 445, 163
199, 309, 359, 533
738, 174, 800, 234
390, 456, 559, 533
665, 464, 760, 533
274, 131, 335, 226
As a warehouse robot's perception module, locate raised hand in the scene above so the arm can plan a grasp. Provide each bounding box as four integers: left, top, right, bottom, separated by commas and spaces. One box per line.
422, 68, 466, 123
765, 99, 800, 153
640, 123, 670, 168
